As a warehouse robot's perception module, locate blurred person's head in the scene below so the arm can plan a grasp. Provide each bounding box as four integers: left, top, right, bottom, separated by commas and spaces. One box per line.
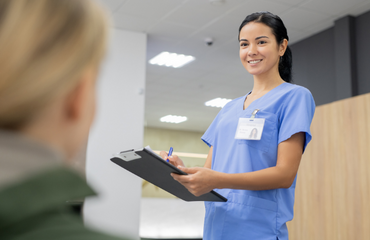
0, 0, 109, 160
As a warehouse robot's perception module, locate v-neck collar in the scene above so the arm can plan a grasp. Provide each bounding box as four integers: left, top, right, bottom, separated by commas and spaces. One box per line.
241, 82, 288, 112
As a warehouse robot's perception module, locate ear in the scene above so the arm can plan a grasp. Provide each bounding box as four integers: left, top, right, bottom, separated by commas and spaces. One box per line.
279, 39, 288, 56
64, 80, 85, 122
64, 69, 95, 122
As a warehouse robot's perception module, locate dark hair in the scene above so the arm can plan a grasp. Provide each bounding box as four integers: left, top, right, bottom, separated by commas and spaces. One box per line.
238, 12, 292, 83
249, 128, 258, 138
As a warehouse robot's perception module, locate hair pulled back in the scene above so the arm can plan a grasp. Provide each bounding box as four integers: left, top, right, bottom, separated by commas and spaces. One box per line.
238, 12, 292, 83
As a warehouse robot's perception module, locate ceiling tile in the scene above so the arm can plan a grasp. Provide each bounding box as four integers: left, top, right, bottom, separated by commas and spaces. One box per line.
279, 7, 335, 31
339, 0, 370, 16
164, 0, 246, 29
204, 15, 241, 41
179, 30, 234, 55
301, 0, 366, 17
270, 0, 305, 6
112, 13, 153, 32
116, 0, 183, 19
198, 72, 236, 85
204, 0, 293, 40
305, 16, 337, 34
215, 61, 248, 78
146, 64, 178, 76
229, 0, 292, 19
147, 22, 197, 42
146, 36, 182, 61
100, 0, 127, 13
210, 40, 239, 59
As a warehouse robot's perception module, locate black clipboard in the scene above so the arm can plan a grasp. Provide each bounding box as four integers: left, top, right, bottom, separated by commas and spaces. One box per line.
110, 148, 227, 202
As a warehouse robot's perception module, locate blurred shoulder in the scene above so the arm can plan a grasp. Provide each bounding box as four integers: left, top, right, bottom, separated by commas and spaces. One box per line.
283, 82, 313, 97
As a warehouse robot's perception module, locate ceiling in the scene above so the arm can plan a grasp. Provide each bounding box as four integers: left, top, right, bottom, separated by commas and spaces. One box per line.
100, 0, 370, 133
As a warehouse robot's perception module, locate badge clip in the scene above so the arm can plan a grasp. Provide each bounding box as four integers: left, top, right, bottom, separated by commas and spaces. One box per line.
250, 109, 260, 121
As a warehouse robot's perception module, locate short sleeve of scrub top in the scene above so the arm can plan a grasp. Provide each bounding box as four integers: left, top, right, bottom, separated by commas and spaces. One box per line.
201, 83, 315, 240
277, 85, 315, 151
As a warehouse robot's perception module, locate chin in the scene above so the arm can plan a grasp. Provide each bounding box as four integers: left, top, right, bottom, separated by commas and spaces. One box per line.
247, 70, 263, 76
244, 66, 261, 75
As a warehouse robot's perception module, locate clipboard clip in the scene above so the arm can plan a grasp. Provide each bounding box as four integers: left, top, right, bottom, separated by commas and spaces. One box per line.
115, 150, 142, 162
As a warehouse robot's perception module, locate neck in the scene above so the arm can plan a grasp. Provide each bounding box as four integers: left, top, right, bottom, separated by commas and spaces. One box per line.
21, 124, 67, 159
19, 100, 70, 161
251, 70, 285, 95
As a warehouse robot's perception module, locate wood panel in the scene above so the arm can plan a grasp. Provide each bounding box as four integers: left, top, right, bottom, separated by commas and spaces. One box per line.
287, 93, 370, 239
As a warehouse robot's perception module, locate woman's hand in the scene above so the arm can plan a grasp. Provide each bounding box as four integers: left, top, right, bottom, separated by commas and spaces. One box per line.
159, 151, 185, 168
171, 166, 219, 197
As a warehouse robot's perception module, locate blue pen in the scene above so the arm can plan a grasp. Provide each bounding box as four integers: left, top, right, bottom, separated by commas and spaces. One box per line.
167, 147, 173, 162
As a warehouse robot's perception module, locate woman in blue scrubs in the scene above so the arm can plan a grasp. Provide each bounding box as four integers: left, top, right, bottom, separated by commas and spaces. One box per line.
161, 12, 315, 240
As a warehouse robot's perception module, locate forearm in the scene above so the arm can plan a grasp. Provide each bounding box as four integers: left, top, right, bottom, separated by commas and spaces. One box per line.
213, 133, 304, 191
203, 146, 213, 169
175, 133, 304, 195
214, 165, 297, 191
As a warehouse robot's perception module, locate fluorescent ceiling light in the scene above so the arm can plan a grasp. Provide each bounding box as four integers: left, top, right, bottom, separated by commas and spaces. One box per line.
149, 52, 195, 68
160, 115, 188, 124
205, 98, 232, 108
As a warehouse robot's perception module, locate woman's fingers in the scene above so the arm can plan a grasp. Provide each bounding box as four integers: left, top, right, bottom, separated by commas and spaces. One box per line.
168, 155, 185, 167
170, 167, 216, 196
159, 151, 185, 167
159, 150, 168, 160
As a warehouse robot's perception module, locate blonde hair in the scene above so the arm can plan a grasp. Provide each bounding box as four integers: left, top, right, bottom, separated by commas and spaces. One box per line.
0, 0, 109, 129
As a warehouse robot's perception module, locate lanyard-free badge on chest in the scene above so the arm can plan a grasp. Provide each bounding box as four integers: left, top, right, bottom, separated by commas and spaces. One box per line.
235, 109, 265, 140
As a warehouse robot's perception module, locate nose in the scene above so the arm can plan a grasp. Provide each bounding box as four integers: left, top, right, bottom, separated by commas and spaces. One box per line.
248, 43, 257, 56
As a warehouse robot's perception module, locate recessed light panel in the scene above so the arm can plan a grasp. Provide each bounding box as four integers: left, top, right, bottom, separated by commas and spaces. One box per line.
149, 52, 195, 68
205, 98, 232, 108
160, 115, 188, 124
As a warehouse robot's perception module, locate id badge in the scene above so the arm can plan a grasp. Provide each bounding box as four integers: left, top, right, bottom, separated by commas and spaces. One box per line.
235, 109, 265, 140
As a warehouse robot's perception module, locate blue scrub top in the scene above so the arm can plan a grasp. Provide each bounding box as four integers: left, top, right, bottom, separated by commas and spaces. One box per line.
201, 83, 315, 240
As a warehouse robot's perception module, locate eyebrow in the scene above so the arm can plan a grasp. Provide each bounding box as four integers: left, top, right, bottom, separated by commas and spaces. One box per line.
239, 36, 269, 42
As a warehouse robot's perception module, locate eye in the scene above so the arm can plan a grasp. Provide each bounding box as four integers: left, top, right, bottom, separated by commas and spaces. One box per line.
258, 40, 267, 45
240, 42, 249, 47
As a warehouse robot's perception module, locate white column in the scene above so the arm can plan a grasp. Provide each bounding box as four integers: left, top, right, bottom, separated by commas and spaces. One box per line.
84, 28, 146, 240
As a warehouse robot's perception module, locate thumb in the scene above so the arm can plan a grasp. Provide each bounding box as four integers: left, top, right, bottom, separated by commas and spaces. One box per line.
178, 166, 198, 174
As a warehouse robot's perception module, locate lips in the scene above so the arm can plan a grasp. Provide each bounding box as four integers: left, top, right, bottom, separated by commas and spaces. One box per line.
248, 59, 262, 64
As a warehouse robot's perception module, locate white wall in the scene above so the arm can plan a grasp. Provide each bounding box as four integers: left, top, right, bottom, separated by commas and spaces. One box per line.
84, 28, 146, 240
140, 198, 205, 239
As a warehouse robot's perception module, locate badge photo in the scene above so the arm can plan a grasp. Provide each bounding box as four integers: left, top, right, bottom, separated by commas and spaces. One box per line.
235, 118, 265, 140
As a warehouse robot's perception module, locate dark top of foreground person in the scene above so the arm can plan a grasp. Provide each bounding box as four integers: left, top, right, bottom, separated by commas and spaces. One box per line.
0, 130, 129, 240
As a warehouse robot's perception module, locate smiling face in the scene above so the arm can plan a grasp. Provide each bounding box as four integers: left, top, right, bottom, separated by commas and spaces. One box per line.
239, 22, 287, 79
